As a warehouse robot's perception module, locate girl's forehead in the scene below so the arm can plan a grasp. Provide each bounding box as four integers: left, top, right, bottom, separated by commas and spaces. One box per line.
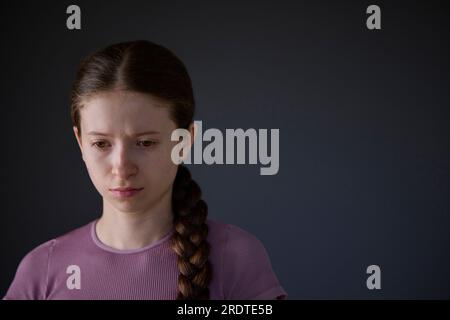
79, 90, 176, 133
82, 90, 170, 114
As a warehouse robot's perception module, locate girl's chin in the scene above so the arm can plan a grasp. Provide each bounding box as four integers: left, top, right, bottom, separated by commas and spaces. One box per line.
109, 202, 147, 215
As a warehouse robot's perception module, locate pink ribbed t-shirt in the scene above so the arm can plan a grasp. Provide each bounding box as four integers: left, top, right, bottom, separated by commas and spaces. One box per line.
4, 219, 287, 300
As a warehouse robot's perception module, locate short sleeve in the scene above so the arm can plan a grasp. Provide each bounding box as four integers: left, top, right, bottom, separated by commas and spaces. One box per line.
221, 225, 287, 300
3, 240, 54, 300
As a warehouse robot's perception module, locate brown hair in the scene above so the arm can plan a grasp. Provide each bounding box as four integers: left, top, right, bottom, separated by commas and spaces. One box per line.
70, 40, 212, 299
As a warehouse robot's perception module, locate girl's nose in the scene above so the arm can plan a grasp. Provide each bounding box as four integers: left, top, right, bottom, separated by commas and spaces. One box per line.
111, 145, 138, 179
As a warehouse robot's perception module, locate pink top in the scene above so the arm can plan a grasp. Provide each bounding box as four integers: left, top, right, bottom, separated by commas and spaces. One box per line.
4, 219, 287, 300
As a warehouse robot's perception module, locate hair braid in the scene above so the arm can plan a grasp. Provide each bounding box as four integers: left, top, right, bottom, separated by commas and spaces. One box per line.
171, 165, 212, 299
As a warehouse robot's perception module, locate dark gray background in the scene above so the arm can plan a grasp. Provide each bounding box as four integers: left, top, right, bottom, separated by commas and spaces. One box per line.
1, 0, 449, 299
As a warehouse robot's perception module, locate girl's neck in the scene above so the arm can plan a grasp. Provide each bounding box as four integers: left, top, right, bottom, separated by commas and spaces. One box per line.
96, 197, 174, 251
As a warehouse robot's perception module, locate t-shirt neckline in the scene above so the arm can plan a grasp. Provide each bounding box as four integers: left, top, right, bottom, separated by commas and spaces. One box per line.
90, 219, 175, 254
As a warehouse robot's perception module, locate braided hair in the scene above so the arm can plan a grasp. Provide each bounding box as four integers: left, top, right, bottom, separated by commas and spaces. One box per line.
171, 165, 211, 299
70, 40, 212, 299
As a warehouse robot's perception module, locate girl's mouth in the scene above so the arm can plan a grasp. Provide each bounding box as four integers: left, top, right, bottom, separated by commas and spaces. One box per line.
109, 187, 144, 198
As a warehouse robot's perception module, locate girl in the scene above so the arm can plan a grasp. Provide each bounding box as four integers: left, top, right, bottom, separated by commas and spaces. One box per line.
4, 40, 287, 300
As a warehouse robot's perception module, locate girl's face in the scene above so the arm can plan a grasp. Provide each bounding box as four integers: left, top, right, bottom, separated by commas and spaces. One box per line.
74, 90, 187, 214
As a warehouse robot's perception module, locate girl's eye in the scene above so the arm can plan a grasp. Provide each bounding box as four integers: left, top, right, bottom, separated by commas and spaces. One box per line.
137, 140, 156, 147
92, 141, 110, 149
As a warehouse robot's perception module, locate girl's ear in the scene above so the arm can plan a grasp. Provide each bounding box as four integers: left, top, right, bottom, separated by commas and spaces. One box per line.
73, 126, 85, 161
189, 122, 196, 146
183, 122, 197, 160
176, 122, 196, 162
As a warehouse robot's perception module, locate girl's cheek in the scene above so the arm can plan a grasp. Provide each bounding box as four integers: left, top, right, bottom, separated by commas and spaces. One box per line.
85, 155, 110, 175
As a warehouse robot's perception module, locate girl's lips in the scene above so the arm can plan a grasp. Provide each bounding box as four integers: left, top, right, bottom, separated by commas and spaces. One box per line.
110, 188, 144, 198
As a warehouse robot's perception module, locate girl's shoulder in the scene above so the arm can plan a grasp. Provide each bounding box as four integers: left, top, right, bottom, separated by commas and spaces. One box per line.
206, 218, 272, 268
206, 219, 287, 299
206, 218, 266, 252
3, 221, 93, 300
15, 221, 93, 262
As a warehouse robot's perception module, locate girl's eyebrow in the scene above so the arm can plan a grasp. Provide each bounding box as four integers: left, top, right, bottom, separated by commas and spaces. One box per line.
87, 130, 161, 136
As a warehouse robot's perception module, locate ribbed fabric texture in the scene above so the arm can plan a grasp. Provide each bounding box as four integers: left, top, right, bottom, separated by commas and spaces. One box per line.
4, 219, 287, 300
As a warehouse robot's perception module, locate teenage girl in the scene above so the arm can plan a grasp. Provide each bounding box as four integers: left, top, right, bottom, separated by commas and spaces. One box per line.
4, 40, 287, 300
